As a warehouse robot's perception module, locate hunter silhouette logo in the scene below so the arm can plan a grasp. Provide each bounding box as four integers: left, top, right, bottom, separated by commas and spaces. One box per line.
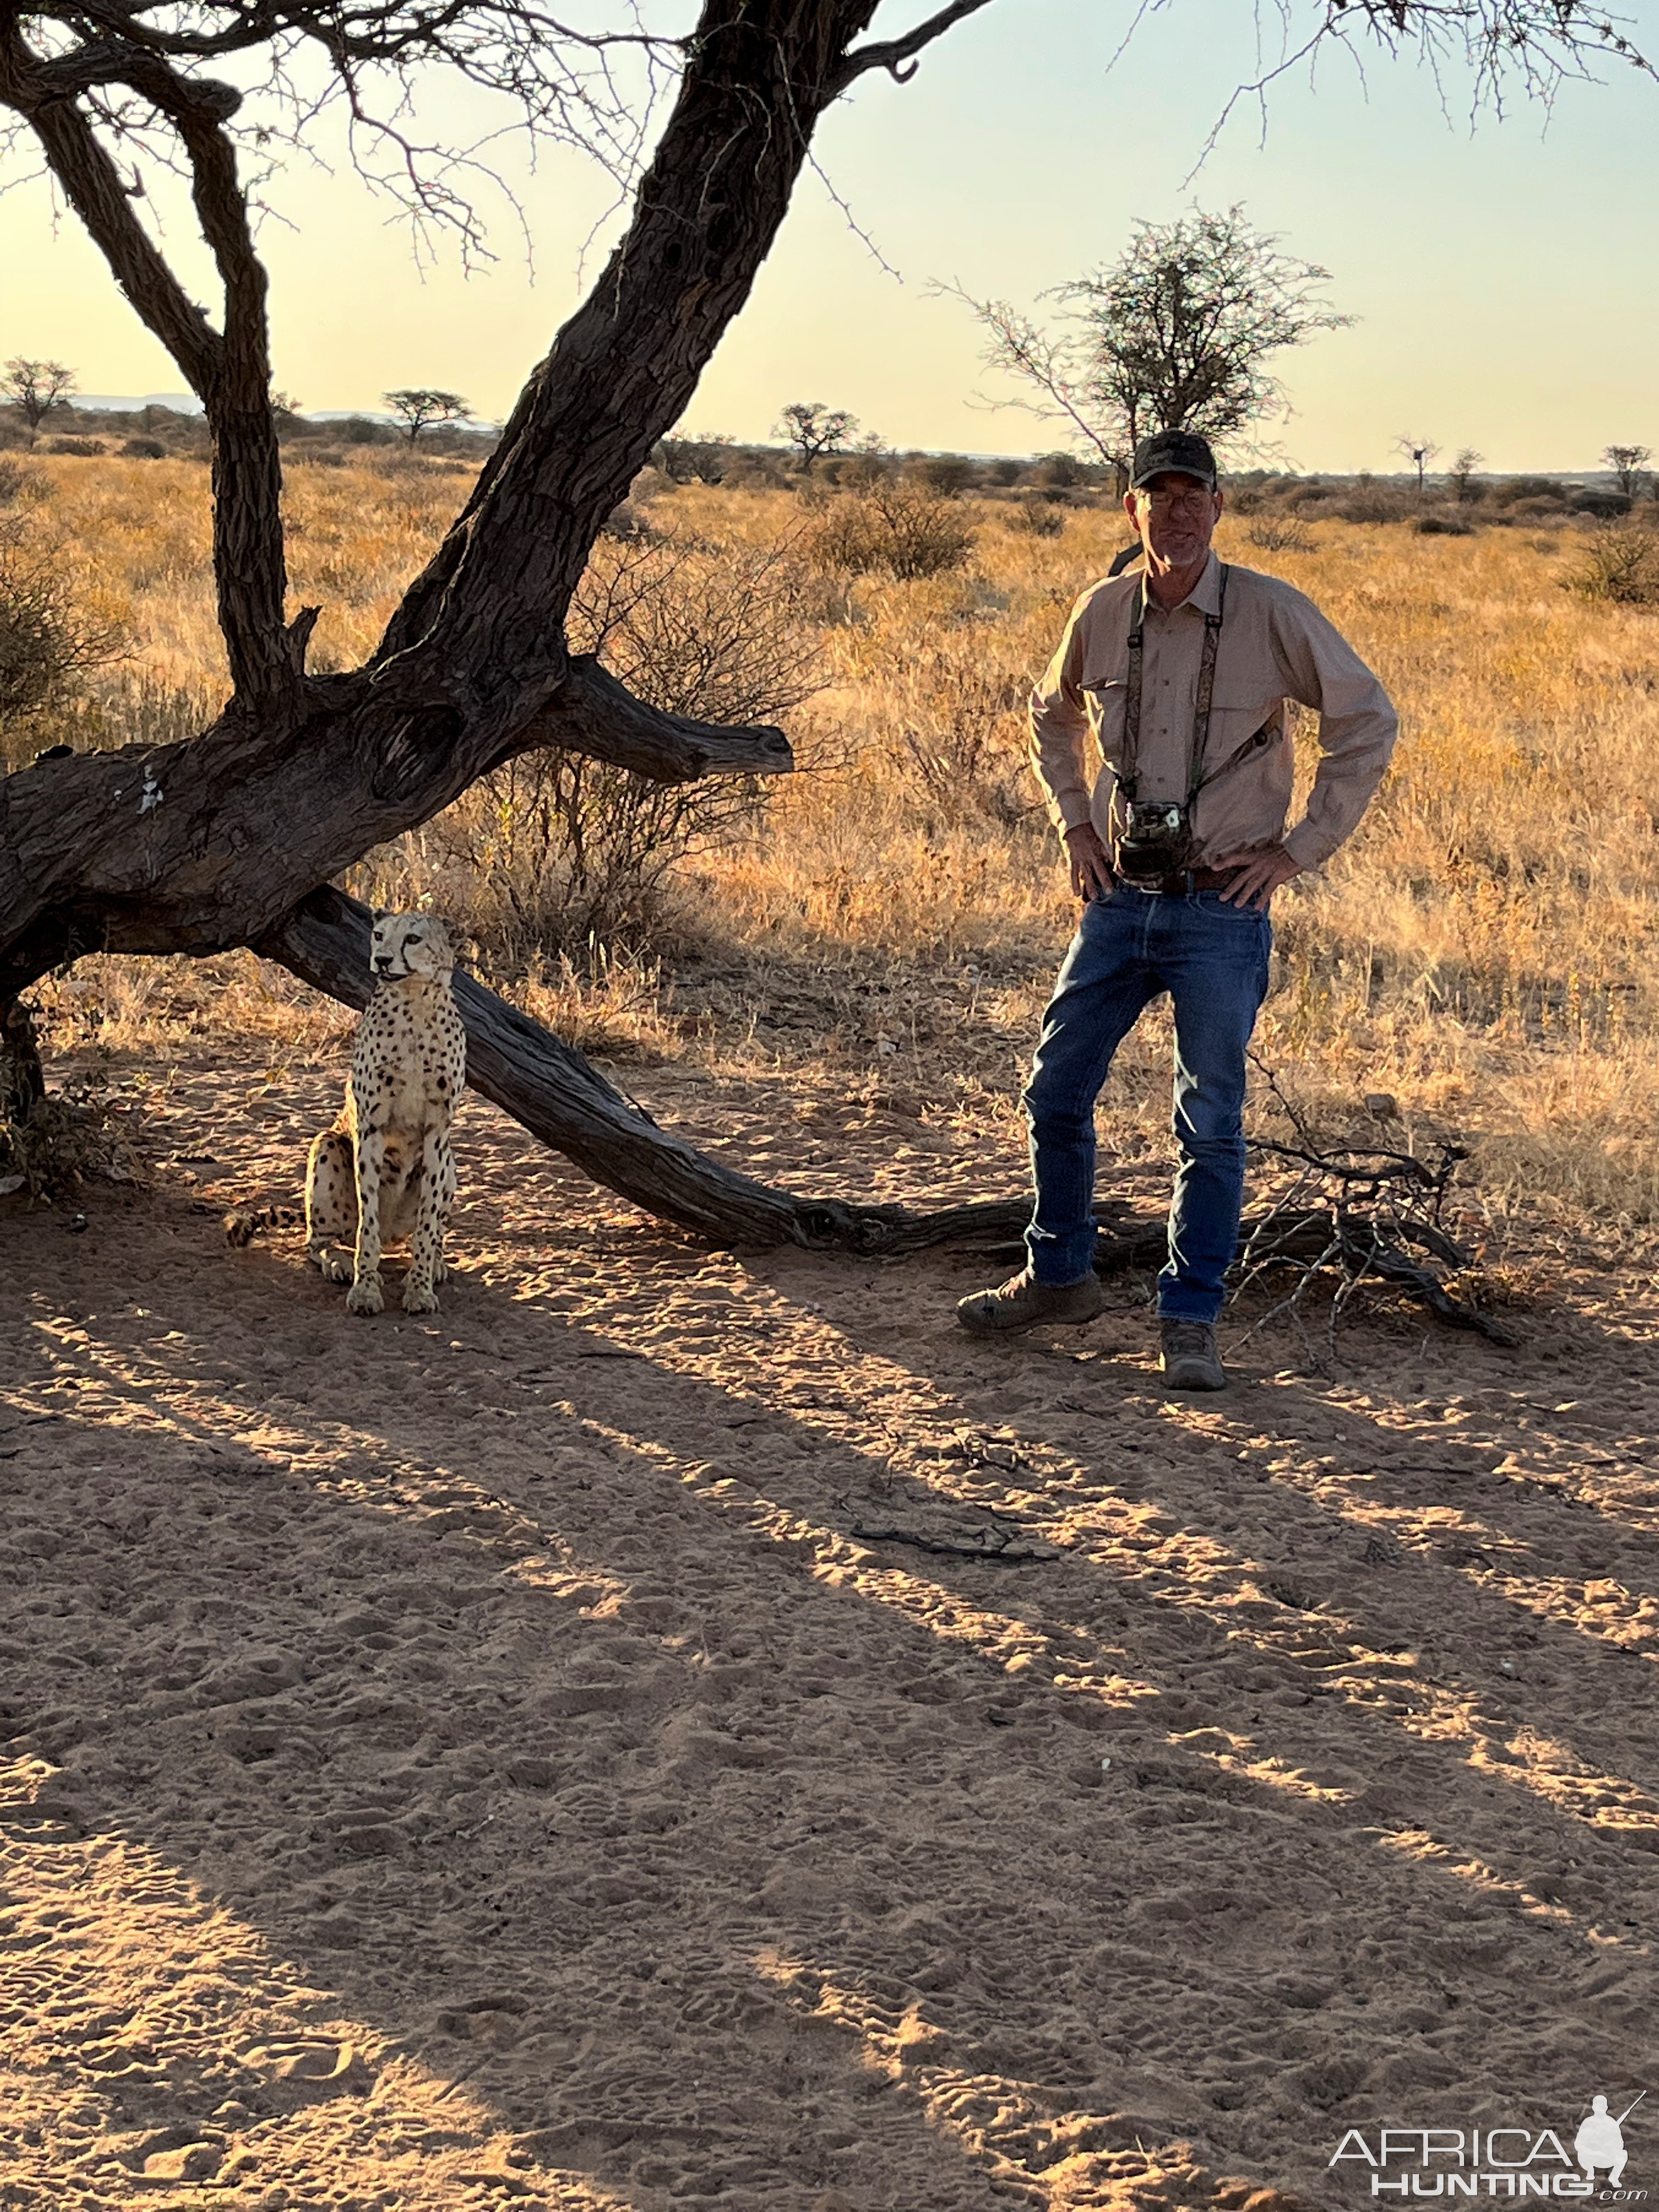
1329, 2091, 1647, 2197
1577, 2096, 1643, 2191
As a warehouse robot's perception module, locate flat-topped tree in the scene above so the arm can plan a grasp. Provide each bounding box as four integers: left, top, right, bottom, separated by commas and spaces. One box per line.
0, 1, 1648, 1252
2, 360, 77, 449
384, 391, 473, 444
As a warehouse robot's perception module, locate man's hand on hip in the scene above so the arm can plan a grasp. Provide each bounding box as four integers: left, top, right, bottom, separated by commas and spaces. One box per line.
1064, 821, 1115, 900
1212, 843, 1303, 911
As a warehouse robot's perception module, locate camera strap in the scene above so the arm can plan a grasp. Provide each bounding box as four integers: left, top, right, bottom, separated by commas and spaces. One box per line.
1120, 561, 1229, 805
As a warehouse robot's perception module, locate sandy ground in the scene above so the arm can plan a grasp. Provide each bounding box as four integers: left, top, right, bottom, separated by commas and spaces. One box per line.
4, 1043, 1659, 2212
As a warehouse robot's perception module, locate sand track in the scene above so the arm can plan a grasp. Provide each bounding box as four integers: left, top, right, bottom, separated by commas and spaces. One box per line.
3, 1050, 1657, 2210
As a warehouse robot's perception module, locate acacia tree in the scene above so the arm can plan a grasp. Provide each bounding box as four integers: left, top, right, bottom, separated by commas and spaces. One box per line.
383, 390, 473, 443
776, 402, 860, 472
1447, 446, 1485, 501
1, 360, 78, 448
1604, 443, 1653, 499
0, 0, 1649, 1254
956, 206, 1350, 488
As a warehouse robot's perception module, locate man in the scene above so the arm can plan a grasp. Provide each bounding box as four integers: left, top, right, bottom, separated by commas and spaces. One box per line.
958, 430, 1397, 1389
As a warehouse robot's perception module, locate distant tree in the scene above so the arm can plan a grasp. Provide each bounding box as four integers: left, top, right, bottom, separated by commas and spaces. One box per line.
654, 432, 732, 484
382, 389, 472, 443
2, 360, 77, 448
776, 402, 859, 473
1447, 446, 1484, 502
956, 206, 1349, 490
1395, 435, 1441, 494
1604, 444, 1653, 500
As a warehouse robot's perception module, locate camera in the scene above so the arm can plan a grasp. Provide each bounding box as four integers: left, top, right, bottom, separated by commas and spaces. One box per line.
1115, 798, 1193, 881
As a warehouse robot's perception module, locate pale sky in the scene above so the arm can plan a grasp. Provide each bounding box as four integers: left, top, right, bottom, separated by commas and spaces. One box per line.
4, 0, 1656, 471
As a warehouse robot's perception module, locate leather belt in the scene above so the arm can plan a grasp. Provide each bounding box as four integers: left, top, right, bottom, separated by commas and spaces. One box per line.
1122, 866, 1238, 896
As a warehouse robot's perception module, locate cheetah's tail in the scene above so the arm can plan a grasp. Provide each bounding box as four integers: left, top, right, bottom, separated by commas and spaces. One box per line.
224, 1204, 303, 1247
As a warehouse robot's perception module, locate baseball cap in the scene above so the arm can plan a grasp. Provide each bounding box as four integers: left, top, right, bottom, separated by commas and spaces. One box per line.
1130, 430, 1218, 492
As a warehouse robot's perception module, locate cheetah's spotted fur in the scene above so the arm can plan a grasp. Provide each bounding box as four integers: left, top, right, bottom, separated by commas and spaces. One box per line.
304, 911, 467, 1317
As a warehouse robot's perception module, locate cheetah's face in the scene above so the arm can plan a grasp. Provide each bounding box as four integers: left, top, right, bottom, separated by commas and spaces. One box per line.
370, 911, 458, 983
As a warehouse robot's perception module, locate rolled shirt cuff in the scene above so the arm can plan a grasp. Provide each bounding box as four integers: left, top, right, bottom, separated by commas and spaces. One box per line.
1283, 821, 1335, 874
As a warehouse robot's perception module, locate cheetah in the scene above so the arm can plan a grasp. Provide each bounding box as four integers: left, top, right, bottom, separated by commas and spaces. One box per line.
305, 910, 467, 1316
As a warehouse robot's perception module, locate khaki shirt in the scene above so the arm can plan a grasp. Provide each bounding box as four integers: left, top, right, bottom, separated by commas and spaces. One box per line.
1029, 551, 1398, 872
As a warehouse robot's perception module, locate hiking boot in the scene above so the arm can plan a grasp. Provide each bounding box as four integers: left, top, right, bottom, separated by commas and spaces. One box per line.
957, 1267, 1103, 1336
1160, 1317, 1226, 1391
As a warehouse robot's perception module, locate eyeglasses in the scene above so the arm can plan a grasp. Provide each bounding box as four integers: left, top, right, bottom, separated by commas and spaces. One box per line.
1134, 484, 1215, 513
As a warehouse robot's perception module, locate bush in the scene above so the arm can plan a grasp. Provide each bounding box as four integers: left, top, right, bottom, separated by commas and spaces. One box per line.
1414, 513, 1474, 537
905, 453, 978, 495
1029, 453, 1083, 490
42, 437, 106, 458
1006, 494, 1066, 539
806, 482, 974, 581
1337, 478, 1412, 524
0, 521, 127, 766
391, 529, 826, 955
1489, 475, 1565, 509
121, 437, 167, 460
1246, 516, 1317, 553
0, 458, 24, 505
1565, 524, 1659, 606
331, 415, 395, 447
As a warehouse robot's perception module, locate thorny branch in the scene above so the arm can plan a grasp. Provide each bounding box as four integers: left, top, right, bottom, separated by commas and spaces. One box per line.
1232, 1062, 1517, 1357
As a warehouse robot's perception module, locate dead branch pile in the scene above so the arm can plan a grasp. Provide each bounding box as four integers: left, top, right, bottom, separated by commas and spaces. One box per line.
1234, 1136, 1518, 1350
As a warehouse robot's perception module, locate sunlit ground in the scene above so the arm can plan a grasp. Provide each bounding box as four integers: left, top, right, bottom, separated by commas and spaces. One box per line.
4, 1040, 1658, 2210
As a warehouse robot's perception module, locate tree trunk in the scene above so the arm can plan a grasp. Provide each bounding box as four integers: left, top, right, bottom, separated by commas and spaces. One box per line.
259, 888, 1135, 1257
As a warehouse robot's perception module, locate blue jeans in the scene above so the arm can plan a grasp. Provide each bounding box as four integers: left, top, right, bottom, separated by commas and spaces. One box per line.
1023, 885, 1272, 1321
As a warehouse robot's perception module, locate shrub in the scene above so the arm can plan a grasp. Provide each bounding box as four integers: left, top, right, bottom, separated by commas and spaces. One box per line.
121, 436, 167, 460
1489, 475, 1564, 509
1337, 478, 1412, 524
1029, 453, 1082, 490
1565, 525, 1659, 606
0, 458, 24, 504
806, 481, 974, 581
0, 520, 127, 767
389, 529, 826, 956
1414, 513, 1474, 537
42, 436, 106, 457
1006, 494, 1066, 539
905, 453, 978, 495
1246, 516, 1317, 553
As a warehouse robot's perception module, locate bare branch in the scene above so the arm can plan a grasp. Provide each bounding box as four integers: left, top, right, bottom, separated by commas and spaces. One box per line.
0, 30, 222, 395
836, 0, 1000, 86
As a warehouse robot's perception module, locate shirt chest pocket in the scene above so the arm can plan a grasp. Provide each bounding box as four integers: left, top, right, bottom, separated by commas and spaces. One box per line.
1204, 691, 1286, 767
1079, 669, 1130, 765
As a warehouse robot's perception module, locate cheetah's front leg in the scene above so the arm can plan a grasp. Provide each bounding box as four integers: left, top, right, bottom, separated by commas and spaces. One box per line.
403, 1127, 456, 1313
347, 1125, 387, 1315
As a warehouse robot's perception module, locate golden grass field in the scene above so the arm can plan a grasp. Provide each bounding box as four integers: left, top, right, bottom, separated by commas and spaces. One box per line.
14, 450, 1659, 1228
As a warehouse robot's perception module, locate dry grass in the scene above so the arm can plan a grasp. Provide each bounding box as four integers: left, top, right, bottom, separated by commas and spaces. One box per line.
13, 452, 1659, 1226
